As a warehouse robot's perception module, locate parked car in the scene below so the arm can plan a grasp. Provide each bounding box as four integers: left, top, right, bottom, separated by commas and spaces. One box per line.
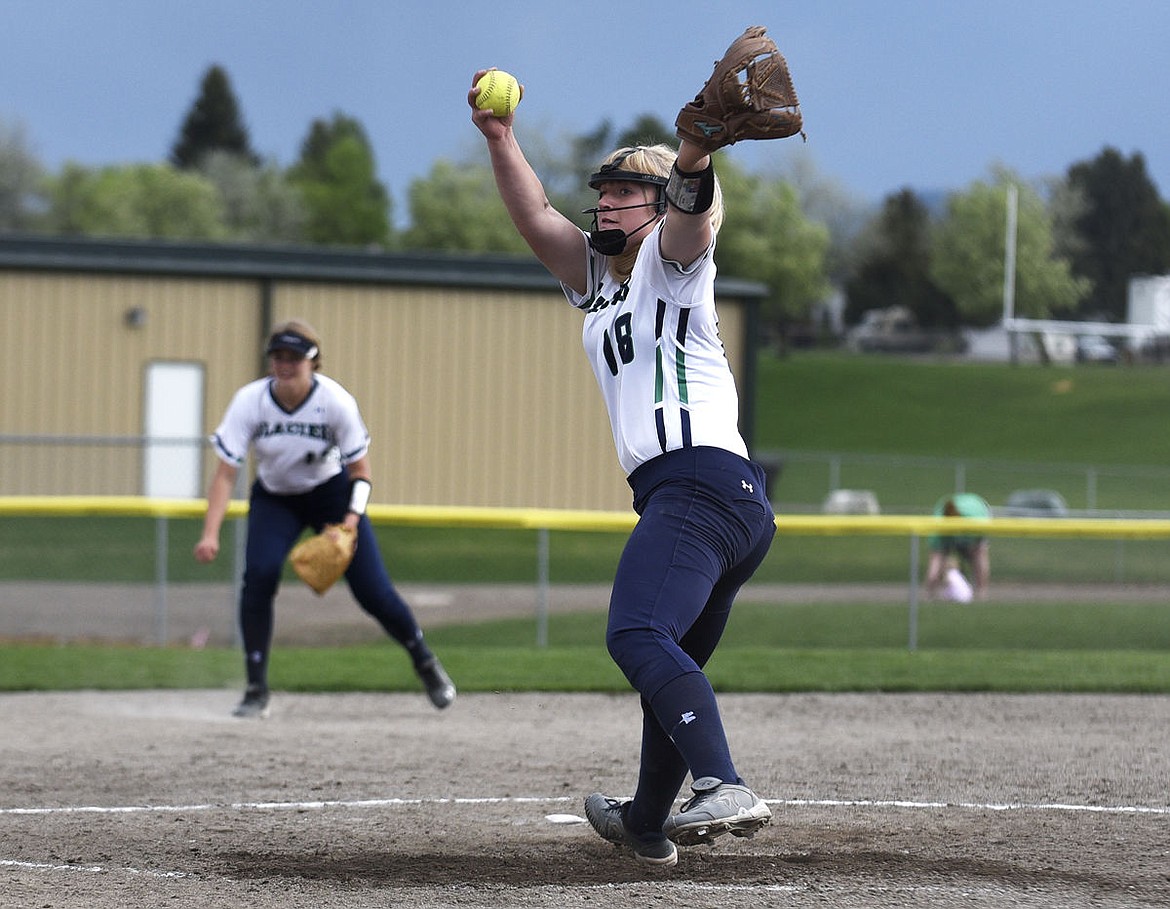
822, 489, 880, 515
1001, 489, 1069, 517
1076, 334, 1119, 364
845, 305, 967, 355
846, 307, 933, 354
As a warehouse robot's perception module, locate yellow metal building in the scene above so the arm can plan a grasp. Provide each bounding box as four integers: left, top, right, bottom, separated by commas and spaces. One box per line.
0, 235, 765, 512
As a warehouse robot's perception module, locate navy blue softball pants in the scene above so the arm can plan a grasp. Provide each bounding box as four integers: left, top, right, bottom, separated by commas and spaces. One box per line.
238, 472, 428, 688
606, 446, 776, 838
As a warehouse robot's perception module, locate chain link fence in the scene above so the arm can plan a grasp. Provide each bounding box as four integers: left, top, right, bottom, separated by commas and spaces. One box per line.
760, 449, 1170, 517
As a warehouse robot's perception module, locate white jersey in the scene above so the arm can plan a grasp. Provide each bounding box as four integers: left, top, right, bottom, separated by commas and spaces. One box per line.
563, 222, 748, 475
210, 374, 370, 495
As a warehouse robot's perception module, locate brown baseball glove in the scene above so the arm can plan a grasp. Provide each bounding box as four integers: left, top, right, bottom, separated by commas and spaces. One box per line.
289, 524, 356, 595
675, 25, 804, 153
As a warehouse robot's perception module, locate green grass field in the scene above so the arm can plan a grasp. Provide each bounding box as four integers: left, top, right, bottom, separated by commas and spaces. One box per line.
4, 597, 1169, 693
2, 352, 1168, 693
756, 351, 1170, 466
755, 352, 1170, 512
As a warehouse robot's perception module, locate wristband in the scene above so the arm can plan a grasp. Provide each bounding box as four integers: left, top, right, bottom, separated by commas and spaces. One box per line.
664, 160, 715, 215
348, 478, 372, 516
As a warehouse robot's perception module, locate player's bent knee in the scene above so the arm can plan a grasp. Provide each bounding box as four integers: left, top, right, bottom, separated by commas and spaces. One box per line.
606, 626, 698, 695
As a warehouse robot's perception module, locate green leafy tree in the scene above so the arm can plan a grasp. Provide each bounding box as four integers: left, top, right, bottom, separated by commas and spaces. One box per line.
514, 117, 660, 227
1045, 176, 1090, 288
930, 169, 1086, 327
170, 65, 258, 170
568, 120, 616, 183
714, 157, 830, 331
292, 113, 370, 182
402, 118, 830, 333
844, 189, 956, 328
1064, 147, 1170, 320
615, 114, 675, 151
197, 150, 307, 242
400, 160, 530, 254
0, 118, 46, 231
44, 162, 226, 239
538, 120, 614, 225
290, 113, 391, 247
402, 117, 624, 254
778, 150, 872, 286
537, 115, 674, 223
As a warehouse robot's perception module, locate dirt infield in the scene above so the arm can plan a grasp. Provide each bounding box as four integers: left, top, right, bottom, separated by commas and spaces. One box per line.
3, 583, 1170, 906
2, 689, 1168, 908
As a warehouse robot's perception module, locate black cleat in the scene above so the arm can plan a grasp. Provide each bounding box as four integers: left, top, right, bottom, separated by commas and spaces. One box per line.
416, 658, 456, 709
232, 684, 270, 719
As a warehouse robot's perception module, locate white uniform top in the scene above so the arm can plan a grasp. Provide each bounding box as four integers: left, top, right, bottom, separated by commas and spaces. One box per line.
563, 222, 748, 476
210, 374, 370, 495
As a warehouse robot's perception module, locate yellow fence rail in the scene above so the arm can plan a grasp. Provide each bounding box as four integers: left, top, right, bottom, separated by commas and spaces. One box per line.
4, 497, 1170, 649
5, 495, 1170, 538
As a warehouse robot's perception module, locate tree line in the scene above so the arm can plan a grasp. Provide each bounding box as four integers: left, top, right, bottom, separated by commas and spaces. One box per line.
2, 64, 1168, 338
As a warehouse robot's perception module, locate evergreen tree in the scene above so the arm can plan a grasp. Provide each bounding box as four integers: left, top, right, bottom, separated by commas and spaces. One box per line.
1065, 147, 1170, 320
289, 112, 391, 247
170, 65, 258, 170
615, 114, 675, 150
291, 112, 369, 182
844, 189, 956, 328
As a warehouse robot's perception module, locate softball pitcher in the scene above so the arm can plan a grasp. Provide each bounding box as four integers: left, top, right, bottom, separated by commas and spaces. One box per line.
469, 25, 802, 868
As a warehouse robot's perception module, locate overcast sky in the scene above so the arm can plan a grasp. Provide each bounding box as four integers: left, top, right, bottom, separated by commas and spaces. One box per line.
5, 0, 1167, 223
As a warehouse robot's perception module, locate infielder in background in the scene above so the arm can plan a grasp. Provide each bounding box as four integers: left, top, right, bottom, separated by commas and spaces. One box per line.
925, 493, 992, 600
193, 320, 455, 718
470, 26, 803, 867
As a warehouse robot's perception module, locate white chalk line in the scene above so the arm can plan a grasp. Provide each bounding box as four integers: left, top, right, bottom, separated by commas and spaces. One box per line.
2, 794, 1165, 888
2, 794, 1167, 817
780, 797, 1170, 815
0, 795, 574, 816
0, 857, 190, 879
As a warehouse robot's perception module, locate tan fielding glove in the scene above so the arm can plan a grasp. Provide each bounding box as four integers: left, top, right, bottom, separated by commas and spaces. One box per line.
289, 524, 356, 595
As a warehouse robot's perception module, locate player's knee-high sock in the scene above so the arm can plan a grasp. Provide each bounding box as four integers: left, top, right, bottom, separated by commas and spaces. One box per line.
400, 628, 435, 668
345, 530, 433, 665
362, 605, 432, 666
648, 671, 737, 785
624, 699, 689, 836
238, 600, 273, 688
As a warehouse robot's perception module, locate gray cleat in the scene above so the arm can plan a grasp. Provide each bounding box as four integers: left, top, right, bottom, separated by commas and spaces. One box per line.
663, 777, 772, 846
584, 793, 678, 867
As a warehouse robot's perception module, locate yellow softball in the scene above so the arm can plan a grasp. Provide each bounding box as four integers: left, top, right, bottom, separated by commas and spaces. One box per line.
475, 70, 521, 118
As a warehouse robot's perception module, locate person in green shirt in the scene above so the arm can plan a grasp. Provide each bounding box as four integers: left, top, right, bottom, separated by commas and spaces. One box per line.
925, 493, 991, 600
